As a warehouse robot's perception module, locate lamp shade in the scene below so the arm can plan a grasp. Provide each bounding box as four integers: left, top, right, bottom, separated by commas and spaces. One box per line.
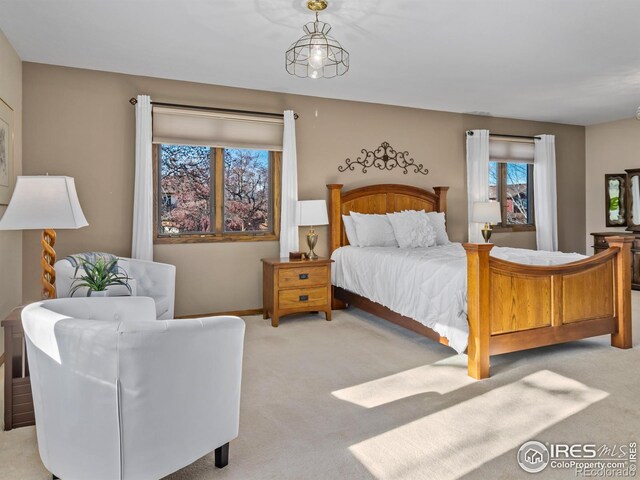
0, 176, 88, 230
297, 200, 329, 226
472, 201, 501, 224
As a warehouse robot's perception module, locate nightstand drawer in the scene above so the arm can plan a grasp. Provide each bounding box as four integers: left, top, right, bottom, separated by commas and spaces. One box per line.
279, 287, 328, 309
278, 265, 328, 287
594, 236, 609, 247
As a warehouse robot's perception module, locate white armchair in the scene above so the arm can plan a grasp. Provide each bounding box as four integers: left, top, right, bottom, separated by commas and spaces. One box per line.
54, 254, 176, 319
22, 297, 245, 480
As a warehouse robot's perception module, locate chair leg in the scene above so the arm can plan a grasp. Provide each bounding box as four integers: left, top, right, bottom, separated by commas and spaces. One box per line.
52, 475, 60, 480
215, 442, 229, 468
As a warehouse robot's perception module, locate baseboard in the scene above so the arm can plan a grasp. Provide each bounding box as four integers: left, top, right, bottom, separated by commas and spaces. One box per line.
177, 308, 263, 319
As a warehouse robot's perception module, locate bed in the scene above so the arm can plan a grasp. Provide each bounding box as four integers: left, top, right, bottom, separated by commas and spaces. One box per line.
327, 183, 633, 379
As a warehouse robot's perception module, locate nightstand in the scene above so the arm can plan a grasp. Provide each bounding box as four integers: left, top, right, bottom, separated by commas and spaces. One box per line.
261, 257, 333, 327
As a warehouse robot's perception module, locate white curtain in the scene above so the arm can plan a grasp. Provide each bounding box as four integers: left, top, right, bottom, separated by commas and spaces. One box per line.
132, 95, 154, 261
466, 130, 490, 243
534, 134, 558, 251
279, 110, 299, 258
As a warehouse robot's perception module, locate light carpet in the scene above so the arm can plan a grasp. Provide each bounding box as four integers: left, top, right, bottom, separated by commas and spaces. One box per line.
2, 294, 640, 480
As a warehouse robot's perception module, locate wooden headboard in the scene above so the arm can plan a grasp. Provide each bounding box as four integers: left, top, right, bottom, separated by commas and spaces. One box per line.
327, 183, 449, 255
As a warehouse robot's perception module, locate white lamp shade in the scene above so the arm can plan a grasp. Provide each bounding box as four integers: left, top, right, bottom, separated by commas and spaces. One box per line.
472, 201, 502, 224
297, 200, 329, 226
0, 176, 89, 230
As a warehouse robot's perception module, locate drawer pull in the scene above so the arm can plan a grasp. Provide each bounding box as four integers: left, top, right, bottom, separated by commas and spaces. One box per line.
299, 295, 309, 301
299, 273, 309, 280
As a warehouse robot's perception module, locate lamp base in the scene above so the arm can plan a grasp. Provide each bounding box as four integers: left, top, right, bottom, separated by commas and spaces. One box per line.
306, 227, 319, 260
481, 223, 493, 243
41, 229, 57, 299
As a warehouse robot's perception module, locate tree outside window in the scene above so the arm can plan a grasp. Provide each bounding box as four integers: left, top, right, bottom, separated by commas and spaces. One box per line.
489, 161, 534, 228
156, 144, 280, 242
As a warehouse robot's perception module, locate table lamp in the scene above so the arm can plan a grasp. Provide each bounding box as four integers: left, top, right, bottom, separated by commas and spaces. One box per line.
297, 200, 329, 260
472, 201, 501, 243
0, 176, 88, 299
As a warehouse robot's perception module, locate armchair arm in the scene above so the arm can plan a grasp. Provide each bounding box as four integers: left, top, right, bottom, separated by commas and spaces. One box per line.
116, 315, 245, 480
35, 297, 157, 323
22, 305, 123, 480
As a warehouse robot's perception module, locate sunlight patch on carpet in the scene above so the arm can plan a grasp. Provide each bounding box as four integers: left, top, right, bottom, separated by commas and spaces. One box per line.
332, 355, 474, 408
349, 370, 608, 480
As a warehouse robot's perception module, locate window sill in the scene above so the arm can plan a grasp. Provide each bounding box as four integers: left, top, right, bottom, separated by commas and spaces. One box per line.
155, 233, 279, 244
492, 225, 536, 234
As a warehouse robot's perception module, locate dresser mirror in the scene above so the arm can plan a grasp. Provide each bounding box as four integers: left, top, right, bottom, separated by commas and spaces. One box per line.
605, 173, 627, 227
626, 168, 640, 231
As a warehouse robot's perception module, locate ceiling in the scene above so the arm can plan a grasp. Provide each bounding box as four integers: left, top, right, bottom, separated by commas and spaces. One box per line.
1, 0, 639, 125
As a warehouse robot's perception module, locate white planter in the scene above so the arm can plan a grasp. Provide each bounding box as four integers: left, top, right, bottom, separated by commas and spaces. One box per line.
89, 290, 109, 297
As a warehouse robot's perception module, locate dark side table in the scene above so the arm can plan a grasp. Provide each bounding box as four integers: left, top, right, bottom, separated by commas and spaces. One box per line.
2, 307, 34, 430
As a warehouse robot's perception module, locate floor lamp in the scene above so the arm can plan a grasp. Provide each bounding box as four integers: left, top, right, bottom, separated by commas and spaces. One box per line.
0, 176, 88, 299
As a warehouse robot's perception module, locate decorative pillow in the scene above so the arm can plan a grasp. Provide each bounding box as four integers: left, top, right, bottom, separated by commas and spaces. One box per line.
65, 252, 119, 271
342, 215, 360, 246
349, 211, 399, 247
387, 210, 436, 248
425, 211, 450, 245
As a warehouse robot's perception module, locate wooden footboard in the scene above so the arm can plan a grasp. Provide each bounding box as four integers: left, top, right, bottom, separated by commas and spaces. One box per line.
464, 237, 633, 379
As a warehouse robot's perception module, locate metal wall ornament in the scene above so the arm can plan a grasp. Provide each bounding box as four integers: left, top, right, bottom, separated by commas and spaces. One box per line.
339, 142, 429, 175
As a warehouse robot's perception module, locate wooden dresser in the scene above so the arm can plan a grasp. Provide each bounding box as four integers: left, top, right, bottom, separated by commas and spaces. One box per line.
591, 232, 640, 290
2, 307, 35, 430
262, 257, 333, 327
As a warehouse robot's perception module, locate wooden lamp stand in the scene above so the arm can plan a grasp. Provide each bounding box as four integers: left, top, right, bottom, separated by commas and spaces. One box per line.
41, 229, 57, 299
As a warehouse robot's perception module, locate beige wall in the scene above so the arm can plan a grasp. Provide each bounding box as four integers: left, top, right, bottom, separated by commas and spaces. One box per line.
22, 63, 586, 315
585, 117, 640, 251
0, 30, 23, 354
462, 115, 587, 252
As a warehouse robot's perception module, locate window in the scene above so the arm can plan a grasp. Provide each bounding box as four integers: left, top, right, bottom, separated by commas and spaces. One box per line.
488, 138, 535, 231
155, 144, 280, 242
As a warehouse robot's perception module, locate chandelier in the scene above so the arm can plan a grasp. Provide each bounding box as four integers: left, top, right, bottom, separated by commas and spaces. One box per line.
285, 0, 349, 79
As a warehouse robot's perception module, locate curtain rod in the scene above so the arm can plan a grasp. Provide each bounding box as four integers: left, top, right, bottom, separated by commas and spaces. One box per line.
466, 131, 541, 140
129, 98, 298, 120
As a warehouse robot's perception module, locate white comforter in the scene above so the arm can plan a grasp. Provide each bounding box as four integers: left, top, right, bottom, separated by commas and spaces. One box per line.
331, 243, 585, 353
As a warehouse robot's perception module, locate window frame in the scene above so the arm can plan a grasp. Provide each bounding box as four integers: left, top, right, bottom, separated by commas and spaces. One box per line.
153, 145, 281, 244
490, 162, 536, 233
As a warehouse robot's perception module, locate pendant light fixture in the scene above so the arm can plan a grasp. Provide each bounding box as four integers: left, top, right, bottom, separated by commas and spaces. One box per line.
285, 0, 349, 79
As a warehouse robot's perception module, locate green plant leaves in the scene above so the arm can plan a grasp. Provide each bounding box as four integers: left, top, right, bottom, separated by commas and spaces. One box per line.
69, 257, 132, 297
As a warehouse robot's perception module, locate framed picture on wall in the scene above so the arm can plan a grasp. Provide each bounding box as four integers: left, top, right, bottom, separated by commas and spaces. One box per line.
604, 173, 627, 227
0, 97, 14, 205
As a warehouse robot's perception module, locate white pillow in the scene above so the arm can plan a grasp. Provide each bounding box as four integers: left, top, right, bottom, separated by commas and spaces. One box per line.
342, 215, 360, 246
425, 211, 450, 245
350, 211, 399, 247
387, 210, 436, 248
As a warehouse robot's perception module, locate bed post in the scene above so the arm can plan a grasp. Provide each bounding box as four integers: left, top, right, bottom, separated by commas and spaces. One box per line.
327, 184, 346, 310
463, 243, 493, 379
327, 184, 343, 255
608, 236, 633, 349
433, 186, 449, 214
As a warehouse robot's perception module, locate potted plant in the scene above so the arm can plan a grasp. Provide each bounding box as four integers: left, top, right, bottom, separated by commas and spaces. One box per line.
69, 257, 132, 297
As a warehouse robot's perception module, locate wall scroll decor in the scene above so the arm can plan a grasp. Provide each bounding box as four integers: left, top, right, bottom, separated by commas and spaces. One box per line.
338, 141, 429, 175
